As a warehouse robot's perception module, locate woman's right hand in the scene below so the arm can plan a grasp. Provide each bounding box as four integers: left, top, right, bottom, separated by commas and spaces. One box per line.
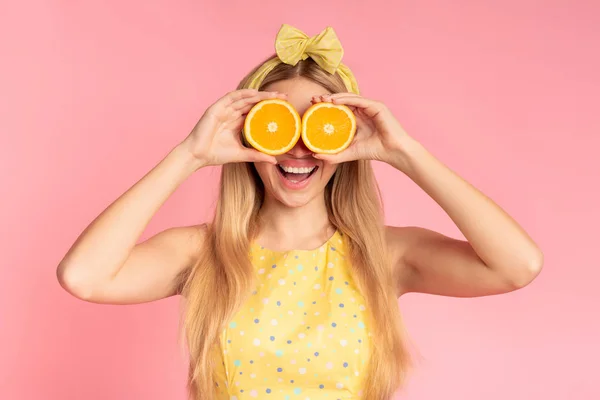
182, 89, 286, 167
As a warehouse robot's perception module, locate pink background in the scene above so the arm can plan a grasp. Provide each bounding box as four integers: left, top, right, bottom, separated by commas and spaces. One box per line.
1, 1, 598, 399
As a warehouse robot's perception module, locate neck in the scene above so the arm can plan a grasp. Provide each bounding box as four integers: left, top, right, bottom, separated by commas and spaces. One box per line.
257, 192, 335, 250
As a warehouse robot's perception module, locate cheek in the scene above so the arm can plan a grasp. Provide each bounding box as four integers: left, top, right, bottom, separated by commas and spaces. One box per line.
253, 163, 272, 184
320, 164, 338, 182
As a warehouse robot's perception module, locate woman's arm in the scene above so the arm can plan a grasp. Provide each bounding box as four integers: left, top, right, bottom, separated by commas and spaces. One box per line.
313, 93, 543, 298
57, 143, 205, 304
57, 89, 284, 305
389, 139, 543, 297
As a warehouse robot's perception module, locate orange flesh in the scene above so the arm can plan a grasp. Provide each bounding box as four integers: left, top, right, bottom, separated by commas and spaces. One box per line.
304, 107, 354, 149
249, 103, 298, 150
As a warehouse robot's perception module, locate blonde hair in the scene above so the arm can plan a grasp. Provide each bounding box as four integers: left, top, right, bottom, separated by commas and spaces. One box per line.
178, 55, 412, 399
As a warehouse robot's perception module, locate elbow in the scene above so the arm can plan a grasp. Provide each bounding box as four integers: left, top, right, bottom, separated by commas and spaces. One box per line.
509, 249, 544, 289
56, 263, 98, 301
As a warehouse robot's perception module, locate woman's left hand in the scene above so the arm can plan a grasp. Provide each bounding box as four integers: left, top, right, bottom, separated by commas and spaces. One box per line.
311, 93, 412, 164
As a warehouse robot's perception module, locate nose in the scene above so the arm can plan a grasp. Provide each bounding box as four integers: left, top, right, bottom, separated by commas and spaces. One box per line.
287, 138, 313, 158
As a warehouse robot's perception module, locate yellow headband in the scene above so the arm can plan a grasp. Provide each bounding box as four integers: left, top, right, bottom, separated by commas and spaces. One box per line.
246, 24, 360, 94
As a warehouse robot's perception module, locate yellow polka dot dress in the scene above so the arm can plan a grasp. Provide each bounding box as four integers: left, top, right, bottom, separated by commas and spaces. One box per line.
212, 231, 372, 399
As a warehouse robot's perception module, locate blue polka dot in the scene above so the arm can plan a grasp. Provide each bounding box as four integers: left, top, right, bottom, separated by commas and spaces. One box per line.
332, 322, 337, 327
287, 340, 292, 344
277, 301, 281, 306
339, 303, 344, 308
250, 360, 254, 364
319, 384, 324, 389
254, 318, 260, 323
266, 388, 271, 393
312, 301, 316, 304
234, 360, 241, 367
329, 276, 334, 281
270, 336, 275, 341
229, 322, 237, 328
335, 288, 343, 294
315, 266, 318, 271
343, 362, 348, 367
331, 247, 336, 251
277, 367, 283, 372
314, 352, 319, 356
272, 264, 277, 268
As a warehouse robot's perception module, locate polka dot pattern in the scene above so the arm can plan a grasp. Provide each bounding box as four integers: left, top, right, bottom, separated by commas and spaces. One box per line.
212, 231, 371, 398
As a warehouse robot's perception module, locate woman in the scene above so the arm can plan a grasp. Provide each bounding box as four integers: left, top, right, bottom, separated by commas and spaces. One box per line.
57, 25, 543, 399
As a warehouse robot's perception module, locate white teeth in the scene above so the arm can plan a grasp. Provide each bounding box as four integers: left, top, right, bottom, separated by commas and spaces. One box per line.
279, 165, 316, 174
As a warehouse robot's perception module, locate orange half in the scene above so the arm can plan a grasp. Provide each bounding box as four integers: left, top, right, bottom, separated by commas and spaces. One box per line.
301, 102, 356, 154
243, 99, 301, 155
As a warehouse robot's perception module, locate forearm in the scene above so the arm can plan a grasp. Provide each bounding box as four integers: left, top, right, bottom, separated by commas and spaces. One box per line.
57, 141, 204, 284
391, 138, 543, 277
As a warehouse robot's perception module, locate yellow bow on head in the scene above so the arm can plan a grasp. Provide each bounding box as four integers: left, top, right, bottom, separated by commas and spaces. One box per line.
275, 24, 343, 75
245, 24, 359, 94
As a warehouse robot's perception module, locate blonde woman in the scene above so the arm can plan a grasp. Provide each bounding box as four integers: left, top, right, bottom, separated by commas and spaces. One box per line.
57, 25, 543, 399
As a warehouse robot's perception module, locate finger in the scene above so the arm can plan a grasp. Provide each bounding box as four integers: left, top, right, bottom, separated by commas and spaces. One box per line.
234, 101, 259, 115
230, 89, 284, 102
313, 148, 356, 164
354, 114, 368, 130
330, 96, 384, 119
231, 91, 286, 111
313, 153, 349, 164
232, 93, 288, 121
241, 149, 278, 164
326, 92, 357, 99
256, 90, 287, 100
312, 94, 336, 104
227, 89, 266, 102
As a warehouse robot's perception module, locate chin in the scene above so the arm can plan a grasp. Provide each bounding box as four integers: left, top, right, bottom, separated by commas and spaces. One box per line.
271, 189, 316, 208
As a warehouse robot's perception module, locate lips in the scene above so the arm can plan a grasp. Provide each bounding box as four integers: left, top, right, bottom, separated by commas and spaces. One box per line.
277, 164, 318, 183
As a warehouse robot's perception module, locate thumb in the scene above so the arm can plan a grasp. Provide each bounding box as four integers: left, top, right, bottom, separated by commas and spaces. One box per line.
242, 148, 278, 164
313, 152, 351, 164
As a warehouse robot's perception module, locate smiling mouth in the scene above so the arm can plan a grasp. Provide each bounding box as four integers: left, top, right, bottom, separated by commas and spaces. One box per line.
276, 164, 319, 183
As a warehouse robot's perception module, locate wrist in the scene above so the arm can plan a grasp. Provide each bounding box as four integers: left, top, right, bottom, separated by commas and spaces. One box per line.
172, 140, 208, 172
385, 136, 425, 173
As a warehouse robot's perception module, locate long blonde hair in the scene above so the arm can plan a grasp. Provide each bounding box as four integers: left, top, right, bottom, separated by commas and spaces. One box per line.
178, 56, 412, 399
